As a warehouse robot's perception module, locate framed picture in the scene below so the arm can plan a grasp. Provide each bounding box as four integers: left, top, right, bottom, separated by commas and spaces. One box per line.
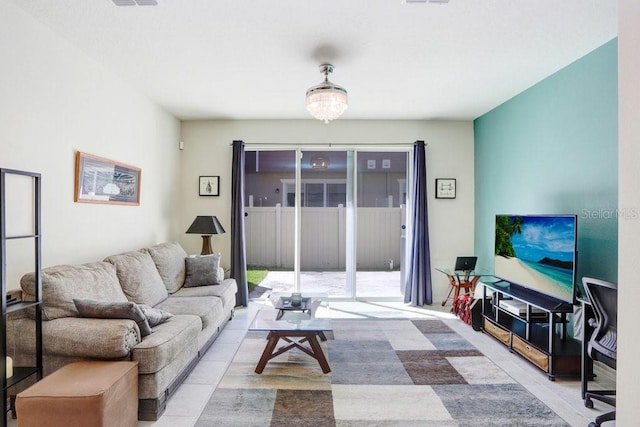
199, 176, 220, 196
74, 152, 141, 205
435, 178, 456, 199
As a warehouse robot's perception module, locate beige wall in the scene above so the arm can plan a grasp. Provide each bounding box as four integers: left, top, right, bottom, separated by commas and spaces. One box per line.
0, 1, 181, 289
616, 0, 638, 423
179, 119, 474, 302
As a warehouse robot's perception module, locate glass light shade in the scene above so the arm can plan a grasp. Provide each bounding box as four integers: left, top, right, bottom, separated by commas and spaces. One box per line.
305, 88, 348, 124
305, 75, 348, 124
310, 156, 329, 169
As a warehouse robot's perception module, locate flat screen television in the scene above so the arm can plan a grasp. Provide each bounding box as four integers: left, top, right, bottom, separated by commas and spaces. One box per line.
494, 214, 577, 304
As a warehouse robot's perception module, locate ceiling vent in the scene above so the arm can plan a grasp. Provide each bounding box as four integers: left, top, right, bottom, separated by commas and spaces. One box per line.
403, 0, 449, 3
112, 0, 157, 6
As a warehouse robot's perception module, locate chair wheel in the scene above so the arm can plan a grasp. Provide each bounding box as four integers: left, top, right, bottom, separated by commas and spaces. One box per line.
584, 397, 593, 408
588, 423, 597, 427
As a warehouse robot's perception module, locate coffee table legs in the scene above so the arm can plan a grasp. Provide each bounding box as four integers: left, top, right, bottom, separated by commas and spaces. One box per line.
255, 330, 331, 374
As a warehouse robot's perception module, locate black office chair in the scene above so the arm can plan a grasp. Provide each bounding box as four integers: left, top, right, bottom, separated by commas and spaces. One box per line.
582, 277, 617, 427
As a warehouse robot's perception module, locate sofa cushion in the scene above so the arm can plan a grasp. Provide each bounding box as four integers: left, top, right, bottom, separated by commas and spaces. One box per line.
131, 314, 201, 375
184, 253, 223, 287
139, 304, 174, 327
145, 242, 187, 294
20, 262, 128, 321
155, 296, 223, 333
104, 250, 169, 307
74, 298, 152, 337
172, 278, 238, 310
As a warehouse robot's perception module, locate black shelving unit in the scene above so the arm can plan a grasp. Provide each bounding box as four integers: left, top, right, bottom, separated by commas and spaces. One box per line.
480, 280, 581, 380
0, 168, 43, 426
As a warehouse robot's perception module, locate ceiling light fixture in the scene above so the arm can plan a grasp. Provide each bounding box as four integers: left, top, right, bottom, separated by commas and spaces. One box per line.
305, 63, 348, 124
310, 156, 329, 170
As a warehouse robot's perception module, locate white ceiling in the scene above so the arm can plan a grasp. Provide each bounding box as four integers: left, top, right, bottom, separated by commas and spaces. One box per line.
10, 0, 617, 121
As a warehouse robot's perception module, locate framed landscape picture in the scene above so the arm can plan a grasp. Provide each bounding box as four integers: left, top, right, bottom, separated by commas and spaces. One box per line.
199, 176, 220, 196
74, 152, 141, 206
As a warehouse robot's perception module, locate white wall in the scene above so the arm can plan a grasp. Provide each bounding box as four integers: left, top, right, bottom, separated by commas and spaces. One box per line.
0, 0, 181, 288
616, 1, 639, 423
179, 119, 474, 302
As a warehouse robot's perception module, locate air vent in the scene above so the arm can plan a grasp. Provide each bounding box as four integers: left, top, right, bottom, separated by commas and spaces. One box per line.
112, 0, 157, 5
403, 0, 449, 3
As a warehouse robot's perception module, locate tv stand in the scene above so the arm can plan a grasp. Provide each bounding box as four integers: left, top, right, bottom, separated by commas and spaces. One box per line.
480, 281, 581, 380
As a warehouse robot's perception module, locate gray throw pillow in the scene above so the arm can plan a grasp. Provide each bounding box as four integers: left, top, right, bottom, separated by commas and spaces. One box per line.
73, 298, 153, 337
184, 253, 223, 287
138, 304, 174, 327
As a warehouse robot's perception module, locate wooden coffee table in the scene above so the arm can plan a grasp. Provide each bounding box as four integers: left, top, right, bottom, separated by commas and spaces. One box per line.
249, 309, 332, 374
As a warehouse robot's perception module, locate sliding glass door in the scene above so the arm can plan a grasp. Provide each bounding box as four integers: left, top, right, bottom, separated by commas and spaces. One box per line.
244, 146, 410, 300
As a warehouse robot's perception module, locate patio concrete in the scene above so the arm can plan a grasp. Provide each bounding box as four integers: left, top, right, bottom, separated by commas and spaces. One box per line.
250, 270, 404, 299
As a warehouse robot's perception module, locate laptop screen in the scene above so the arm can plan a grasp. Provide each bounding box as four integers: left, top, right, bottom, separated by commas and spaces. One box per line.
454, 256, 477, 271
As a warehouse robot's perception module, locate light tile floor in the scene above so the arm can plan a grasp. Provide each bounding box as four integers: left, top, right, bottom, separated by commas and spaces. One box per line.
10, 300, 615, 426
142, 300, 615, 427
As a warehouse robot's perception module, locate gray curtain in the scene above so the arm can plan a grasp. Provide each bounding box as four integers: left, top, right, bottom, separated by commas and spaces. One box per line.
231, 140, 248, 307
404, 140, 433, 306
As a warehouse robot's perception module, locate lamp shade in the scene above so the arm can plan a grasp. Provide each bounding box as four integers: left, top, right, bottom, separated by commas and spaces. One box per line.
186, 216, 226, 235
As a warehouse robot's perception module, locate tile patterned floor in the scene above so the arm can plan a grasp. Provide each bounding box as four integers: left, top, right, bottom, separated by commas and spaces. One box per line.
8, 301, 615, 426
141, 301, 616, 426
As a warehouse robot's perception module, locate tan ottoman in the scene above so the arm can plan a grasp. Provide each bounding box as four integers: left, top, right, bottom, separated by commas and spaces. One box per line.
16, 361, 138, 427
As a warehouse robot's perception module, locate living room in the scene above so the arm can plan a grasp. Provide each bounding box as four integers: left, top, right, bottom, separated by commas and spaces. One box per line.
1, 1, 637, 425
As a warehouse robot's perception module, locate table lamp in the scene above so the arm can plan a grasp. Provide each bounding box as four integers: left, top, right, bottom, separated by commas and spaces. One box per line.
186, 215, 226, 255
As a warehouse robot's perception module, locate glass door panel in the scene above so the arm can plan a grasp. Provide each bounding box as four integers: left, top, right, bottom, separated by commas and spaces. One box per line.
355, 151, 408, 299
299, 150, 349, 297
244, 150, 296, 295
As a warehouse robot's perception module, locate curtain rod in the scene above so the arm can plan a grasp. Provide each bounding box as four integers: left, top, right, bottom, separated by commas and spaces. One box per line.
230, 142, 424, 147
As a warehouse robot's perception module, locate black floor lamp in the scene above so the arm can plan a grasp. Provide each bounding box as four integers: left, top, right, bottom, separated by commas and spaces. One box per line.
186, 216, 226, 255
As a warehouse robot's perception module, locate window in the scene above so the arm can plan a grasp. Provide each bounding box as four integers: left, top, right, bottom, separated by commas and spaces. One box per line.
281, 179, 346, 207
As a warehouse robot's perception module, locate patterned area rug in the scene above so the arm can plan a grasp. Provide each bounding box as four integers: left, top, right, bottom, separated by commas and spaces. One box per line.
196, 317, 569, 427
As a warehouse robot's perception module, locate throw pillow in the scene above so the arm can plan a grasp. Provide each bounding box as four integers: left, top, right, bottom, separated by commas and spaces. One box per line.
73, 298, 153, 337
138, 304, 174, 327
184, 253, 223, 287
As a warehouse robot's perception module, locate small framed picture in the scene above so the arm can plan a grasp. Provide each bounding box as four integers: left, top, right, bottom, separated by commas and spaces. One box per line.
199, 176, 219, 196
435, 178, 456, 199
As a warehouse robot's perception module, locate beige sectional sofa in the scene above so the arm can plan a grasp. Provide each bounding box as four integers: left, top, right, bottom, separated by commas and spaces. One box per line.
7, 242, 237, 421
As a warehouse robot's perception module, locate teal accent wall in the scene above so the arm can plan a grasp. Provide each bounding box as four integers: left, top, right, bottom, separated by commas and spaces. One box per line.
474, 39, 618, 292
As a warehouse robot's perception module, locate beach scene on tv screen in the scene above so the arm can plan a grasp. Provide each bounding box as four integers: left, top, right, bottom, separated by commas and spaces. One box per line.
495, 215, 575, 302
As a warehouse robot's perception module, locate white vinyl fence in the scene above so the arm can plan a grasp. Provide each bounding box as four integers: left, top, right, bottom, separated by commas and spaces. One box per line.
245, 204, 405, 270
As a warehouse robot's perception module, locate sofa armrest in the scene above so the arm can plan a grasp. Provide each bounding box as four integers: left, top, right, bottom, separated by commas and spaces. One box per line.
8, 317, 140, 359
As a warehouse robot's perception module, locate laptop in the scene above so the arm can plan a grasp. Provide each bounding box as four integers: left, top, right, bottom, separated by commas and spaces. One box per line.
454, 256, 477, 272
